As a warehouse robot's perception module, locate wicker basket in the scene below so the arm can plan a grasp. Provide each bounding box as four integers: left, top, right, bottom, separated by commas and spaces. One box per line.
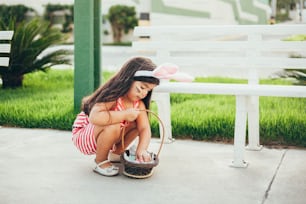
120, 110, 165, 179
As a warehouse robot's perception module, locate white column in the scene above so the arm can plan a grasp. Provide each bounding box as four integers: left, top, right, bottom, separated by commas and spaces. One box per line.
246, 33, 261, 151
271, 0, 277, 17
139, 0, 151, 26
151, 92, 174, 143
300, 0, 304, 22
231, 96, 248, 168
246, 96, 263, 150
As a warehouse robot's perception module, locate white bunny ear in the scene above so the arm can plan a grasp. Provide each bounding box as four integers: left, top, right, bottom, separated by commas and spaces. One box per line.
135, 62, 194, 82
153, 63, 178, 78
170, 72, 195, 82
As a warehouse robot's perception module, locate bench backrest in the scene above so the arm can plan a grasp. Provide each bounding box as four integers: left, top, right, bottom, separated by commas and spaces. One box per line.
133, 25, 306, 83
0, 31, 14, 67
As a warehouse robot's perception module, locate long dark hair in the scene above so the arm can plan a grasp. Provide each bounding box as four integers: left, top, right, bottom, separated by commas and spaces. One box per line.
82, 57, 160, 115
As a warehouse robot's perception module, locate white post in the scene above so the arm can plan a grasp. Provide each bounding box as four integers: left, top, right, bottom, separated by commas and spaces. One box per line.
246, 96, 263, 150
271, 0, 277, 17
151, 92, 174, 143
300, 0, 304, 22
231, 96, 248, 168
139, 0, 151, 26
246, 33, 262, 151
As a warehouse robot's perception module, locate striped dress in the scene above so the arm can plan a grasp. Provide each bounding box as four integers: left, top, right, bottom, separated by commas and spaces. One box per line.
72, 97, 140, 155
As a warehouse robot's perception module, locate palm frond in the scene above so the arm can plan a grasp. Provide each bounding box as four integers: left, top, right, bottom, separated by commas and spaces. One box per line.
0, 18, 71, 88
276, 69, 306, 86
5, 18, 70, 74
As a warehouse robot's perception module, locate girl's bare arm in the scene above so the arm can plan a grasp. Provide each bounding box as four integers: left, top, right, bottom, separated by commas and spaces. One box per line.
89, 102, 140, 126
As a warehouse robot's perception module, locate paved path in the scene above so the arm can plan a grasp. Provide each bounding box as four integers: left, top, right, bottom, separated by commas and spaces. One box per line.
0, 127, 305, 204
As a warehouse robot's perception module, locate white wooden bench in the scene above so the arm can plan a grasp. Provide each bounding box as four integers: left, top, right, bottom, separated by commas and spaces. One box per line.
0, 31, 14, 67
132, 25, 306, 167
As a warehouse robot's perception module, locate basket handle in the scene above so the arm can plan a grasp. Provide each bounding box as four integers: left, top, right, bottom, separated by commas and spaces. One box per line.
121, 109, 165, 157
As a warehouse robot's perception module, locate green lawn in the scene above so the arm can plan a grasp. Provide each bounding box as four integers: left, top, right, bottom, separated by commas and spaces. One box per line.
0, 69, 305, 147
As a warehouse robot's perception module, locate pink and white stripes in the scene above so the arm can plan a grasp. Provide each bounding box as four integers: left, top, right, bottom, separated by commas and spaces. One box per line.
72, 112, 97, 155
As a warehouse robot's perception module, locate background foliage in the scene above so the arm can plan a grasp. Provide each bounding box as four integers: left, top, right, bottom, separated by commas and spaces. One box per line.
0, 18, 71, 88
106, 5, 138, 43
0, 4, 35, 26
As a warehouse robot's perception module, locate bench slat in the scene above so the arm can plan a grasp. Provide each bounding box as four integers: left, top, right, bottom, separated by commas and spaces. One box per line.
0, 44, 12, 53
134, 25, 306, 37
0, 31, 14, 40
133, 41, 306, 52
0, 30, 13, 67
149, 57, 306, 69
154, 82, 306, 98
0, 57, 10, 66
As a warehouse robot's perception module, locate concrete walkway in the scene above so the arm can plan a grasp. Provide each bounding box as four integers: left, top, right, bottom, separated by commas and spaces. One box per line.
0, 127, 305, 204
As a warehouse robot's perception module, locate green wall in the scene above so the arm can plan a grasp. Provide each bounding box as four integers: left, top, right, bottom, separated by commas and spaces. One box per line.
151, 0, 269, 24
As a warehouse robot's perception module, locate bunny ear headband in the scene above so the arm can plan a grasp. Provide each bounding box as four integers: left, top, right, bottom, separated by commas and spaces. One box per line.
134, 63, 194, 82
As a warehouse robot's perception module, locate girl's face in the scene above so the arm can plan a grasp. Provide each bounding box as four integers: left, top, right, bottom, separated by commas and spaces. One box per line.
127, 81, 157, 102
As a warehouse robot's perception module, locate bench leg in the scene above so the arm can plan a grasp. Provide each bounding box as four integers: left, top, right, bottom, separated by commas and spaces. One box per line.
231, 95, 248, 168
152, 92, 174, 143
246, 96, 263, 150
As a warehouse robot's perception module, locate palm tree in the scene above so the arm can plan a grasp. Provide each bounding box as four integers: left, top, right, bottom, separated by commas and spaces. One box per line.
0, 18, 71, 88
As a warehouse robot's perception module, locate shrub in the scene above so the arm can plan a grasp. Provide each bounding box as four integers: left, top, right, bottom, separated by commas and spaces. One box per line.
0, 18, 71, 88
106, 5, 138, 43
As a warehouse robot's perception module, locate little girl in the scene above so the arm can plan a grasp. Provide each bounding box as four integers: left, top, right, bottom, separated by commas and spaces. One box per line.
72, 57, 161, 177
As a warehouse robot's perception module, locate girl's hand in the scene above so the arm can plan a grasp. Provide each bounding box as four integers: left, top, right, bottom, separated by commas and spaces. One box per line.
136, 150, 151, 163
124, 108, 140, 122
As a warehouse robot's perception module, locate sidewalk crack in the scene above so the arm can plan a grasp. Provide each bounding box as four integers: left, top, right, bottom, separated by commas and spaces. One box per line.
261, 149, 287, 204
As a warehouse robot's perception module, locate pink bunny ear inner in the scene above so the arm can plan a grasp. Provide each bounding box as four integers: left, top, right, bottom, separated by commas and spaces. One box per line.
170, 72, 195, 82
153, 63, 178, 77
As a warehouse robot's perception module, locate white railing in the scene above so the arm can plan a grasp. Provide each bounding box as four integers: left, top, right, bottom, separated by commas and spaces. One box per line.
132, 25, 306, 168
0, 31, 14, 67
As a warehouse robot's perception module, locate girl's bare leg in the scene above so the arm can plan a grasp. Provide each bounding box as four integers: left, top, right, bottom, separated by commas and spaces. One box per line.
112, 128, 138, 154
94, 124, 121, 167
112, 123, 139, 155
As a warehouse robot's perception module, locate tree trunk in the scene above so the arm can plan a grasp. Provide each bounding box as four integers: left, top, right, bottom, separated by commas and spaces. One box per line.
1, 74, 24, 89
111, 24, 122, 43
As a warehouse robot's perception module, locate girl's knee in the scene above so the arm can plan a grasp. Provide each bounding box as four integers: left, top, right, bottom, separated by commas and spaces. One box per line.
95, 124, 121, 140
104, 124, 121, 137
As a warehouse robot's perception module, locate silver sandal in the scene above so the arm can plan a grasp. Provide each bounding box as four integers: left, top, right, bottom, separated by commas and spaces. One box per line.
93, 160, 119, 176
